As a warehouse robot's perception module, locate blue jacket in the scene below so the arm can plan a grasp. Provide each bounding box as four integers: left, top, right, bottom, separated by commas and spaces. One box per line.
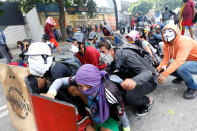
0, 30, 6, 45
153, 32, 162, 41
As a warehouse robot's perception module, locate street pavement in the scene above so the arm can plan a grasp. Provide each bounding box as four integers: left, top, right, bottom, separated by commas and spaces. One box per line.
0, 30, 197, 131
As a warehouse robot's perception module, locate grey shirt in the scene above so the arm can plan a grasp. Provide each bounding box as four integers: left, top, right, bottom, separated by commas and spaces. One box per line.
115, 48, 158, 86
141, 40, 157, 54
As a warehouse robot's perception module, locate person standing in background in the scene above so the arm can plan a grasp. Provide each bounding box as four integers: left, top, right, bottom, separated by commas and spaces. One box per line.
0, 29, 12, 63
179, 0, 195, 39
45, 17, 62, 54
162, 6, 174, 25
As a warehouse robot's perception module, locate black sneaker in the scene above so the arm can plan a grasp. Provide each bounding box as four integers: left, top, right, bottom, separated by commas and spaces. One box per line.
183, 88, 197, 100
172, 77, 183, 84
135, 99, 154, 117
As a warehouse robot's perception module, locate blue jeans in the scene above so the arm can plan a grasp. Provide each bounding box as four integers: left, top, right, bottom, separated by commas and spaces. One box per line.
171, 61, 197, 90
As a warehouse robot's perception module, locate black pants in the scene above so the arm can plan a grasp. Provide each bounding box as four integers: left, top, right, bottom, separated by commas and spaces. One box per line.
124, 81, 157, 107
0, 45, 11, 63
114, 71, 157, 107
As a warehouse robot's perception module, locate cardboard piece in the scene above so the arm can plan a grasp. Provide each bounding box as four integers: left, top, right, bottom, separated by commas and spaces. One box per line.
0, 64, 78, 131
0, 64, 36, 131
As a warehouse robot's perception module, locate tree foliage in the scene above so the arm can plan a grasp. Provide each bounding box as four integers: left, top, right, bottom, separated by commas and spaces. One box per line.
129, 0, 153, 15
129, 0, 183, 15
13, 0, 97, 39
86, 0, 97, 18
157, 0, 182, 11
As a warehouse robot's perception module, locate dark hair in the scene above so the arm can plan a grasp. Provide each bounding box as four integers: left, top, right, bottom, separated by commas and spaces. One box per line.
165, 6, 169, 10
43, 34, 50, 41
97, 39, 116, 51
17, 41, 23, 46
183, 0, 188, 3
23, 39, 29, 42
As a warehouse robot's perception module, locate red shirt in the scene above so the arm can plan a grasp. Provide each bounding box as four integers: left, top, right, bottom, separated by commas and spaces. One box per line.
76, 46, 106, 69
131, 19, 135, 26
45, 23, 55, 39
182, 0, 195, 21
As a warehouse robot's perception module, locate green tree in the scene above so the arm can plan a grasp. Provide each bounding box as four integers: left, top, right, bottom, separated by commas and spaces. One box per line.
15, 0, 97, 40
157, 0, 182, 11
86, 0, 97, 18
129, 0, 154, 15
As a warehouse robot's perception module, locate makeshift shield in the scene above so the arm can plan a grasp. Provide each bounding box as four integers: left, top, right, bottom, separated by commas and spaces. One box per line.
0, 64, 78, 131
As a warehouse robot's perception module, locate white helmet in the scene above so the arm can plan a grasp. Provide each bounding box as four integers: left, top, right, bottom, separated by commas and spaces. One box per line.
25, 42, 51, 56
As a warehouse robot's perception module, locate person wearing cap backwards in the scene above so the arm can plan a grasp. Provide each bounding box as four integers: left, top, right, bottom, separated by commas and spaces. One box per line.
68, 32, 106, 70
157, 24, 197, 99
97, 39, 157, 116
44, 16, 62, 54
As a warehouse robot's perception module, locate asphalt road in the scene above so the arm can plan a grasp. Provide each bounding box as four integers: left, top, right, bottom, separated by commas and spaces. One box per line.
0, 82, 16, 131
0, 30, 197, 131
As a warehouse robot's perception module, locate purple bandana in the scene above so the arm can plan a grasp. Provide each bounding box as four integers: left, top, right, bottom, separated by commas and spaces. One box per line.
76, 64, 109, 123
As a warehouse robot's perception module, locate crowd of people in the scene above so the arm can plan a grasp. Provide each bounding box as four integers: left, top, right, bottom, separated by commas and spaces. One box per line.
67, 23, 104, 39
0, 0, 197, 130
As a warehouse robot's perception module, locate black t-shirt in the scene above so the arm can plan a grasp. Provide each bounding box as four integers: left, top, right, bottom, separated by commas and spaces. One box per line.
45, 62, 72, 82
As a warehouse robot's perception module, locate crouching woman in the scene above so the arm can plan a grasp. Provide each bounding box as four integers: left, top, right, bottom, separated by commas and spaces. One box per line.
43, 64, 131, 131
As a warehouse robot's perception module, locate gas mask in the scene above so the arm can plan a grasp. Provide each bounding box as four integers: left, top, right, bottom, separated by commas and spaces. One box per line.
70, 44, 79, 53
163, 29, 176, 42
99, 53, 114, 65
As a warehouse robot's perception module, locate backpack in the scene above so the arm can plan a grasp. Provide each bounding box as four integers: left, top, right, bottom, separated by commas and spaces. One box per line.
55, 54, 81, 76
122, 45, 155, 66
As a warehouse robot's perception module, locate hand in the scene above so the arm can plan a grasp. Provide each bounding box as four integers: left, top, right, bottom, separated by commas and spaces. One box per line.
156, 68, 161, 73
158, 74, 167, 84
121, 79, 136, 90
178, 22, 180, 26
41, 93, 55, 99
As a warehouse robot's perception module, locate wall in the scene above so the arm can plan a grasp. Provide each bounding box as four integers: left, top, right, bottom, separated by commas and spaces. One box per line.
25, 7, 44, 42
105, 14, 116, 30
38, 12, 105, 28
3, 25, 28, 48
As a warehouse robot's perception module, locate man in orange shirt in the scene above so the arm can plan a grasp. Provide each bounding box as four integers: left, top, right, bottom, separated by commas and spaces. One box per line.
157, 24, 197, 99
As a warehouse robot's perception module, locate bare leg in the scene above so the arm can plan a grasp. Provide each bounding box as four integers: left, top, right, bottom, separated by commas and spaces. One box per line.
181, 26, 185, 35
86, 125, 96, 131
100, 127, 112, 131
56, 47, 62, 54
188, 26, 194, 39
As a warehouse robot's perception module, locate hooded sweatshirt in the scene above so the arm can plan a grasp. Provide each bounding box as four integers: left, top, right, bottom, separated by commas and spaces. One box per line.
100, 25, 119, 45
157, 24, 197, 77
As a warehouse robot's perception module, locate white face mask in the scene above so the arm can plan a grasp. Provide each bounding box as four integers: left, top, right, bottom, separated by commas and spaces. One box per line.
163, 29, 176, 42
70, 44, 79, 53
99, 53, 114, 65
28, 56, 53, 77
